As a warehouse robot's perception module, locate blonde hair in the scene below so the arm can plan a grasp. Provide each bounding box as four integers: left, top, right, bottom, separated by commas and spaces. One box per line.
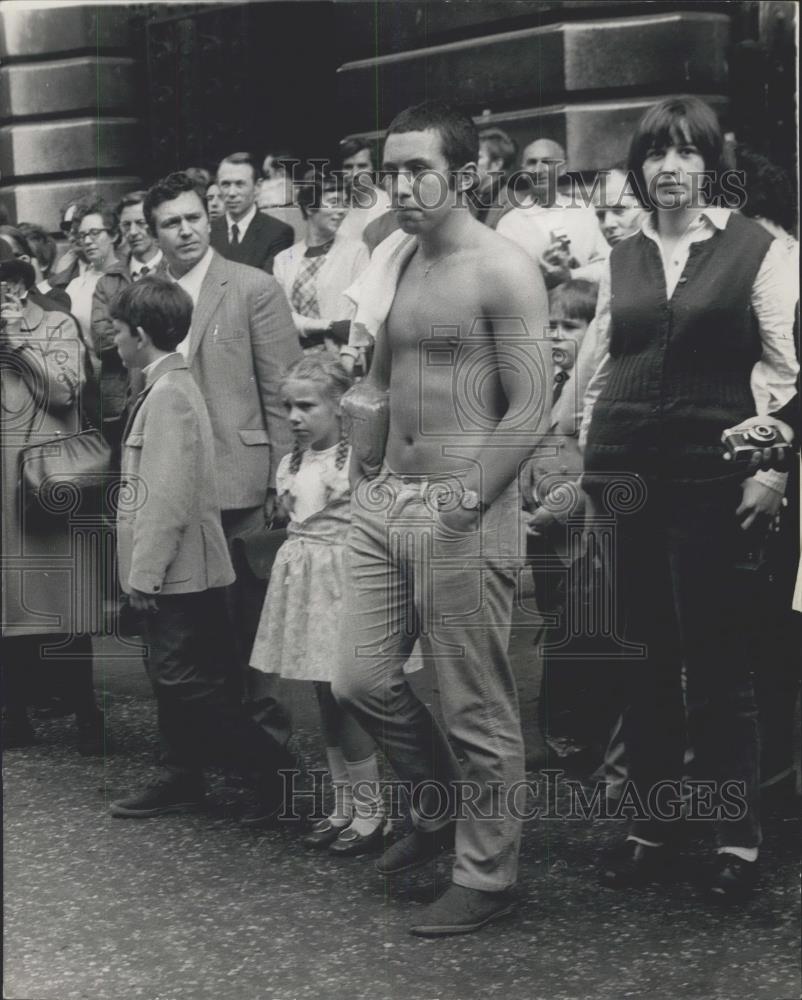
280, 355, 353, 474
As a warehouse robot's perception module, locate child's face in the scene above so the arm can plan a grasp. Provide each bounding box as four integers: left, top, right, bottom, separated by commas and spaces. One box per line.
282, 378, 341, 451
113, 318, 141, 370
547, 316, 589, 373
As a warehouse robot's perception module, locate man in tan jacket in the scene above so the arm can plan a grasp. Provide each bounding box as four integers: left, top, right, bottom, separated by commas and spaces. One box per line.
142, 173, 302, 803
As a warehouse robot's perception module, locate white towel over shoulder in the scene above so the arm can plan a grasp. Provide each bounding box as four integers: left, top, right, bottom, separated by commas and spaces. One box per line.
343, 229, 417, 349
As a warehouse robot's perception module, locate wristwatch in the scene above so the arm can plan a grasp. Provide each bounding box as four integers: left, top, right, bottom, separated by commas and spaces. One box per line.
459, 489, 489, 514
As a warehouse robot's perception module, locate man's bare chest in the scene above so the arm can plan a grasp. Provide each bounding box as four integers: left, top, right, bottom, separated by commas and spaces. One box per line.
386, 270, 488, 351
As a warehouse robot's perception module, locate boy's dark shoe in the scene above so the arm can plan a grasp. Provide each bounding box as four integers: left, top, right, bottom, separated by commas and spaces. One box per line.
376, 823, 455, 875
410, 884, 516, 937
708, 853, 758, 903
109, 774, 205, 818
599, 839, 675, 889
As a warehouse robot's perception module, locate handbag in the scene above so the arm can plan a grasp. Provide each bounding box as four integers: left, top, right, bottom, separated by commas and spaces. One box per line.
16, 327, 112, 521
18, 425, 113, 521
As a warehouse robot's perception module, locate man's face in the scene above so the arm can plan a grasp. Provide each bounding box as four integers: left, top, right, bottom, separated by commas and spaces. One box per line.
522, 139, 566, 191
120, 202, 155, 260
217, 161, 257, 220
342, 147, 374, 190
595, 170, 646, 246
150, 189, 210, 275
382, 129, 471, 235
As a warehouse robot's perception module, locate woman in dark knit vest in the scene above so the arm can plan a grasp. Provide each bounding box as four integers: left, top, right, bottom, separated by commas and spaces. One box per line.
580, 96, 798, 901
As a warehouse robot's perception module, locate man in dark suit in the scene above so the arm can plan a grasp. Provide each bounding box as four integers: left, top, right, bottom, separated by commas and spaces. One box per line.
210, 152, 294, 275
144, 172, 303, 818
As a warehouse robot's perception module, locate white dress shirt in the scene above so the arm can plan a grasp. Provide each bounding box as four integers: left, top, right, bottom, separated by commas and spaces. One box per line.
170, 247, 215, 357
130, 249, 163, 279
226, 204, 257, 243
496, 193, 610, 283
580, 207, 799, 492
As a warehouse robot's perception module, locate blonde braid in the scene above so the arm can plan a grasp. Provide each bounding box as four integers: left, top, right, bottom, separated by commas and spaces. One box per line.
335, 427, 349, 471
289, 439, 303, 475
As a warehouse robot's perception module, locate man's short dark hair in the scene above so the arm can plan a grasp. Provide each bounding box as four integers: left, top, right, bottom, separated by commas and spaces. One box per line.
144, 172, 206, 231
110, 275, 193, 352
479, 128, 518, 175
218, 152, 258, 183
338, 137, 375, 168
116, 190, 148, 217
386, 101, 479, 172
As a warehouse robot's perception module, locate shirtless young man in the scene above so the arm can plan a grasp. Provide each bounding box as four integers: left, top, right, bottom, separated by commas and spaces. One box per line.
333, 102, 550, 936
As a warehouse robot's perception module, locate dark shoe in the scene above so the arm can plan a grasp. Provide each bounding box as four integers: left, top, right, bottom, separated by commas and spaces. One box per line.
77, 710, 112, 756
708, 853, 758, 903
410, 884, 516, 937
301, 817, 349, 850
376, 823, 455, 875
600, 839, 674, 889
240, 754, 304, 829
2, 715, 36, 750
109, 775, 205, 818
329, 820, 392, 857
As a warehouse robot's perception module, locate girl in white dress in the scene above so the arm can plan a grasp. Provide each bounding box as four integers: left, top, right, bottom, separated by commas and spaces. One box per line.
250, 356, 389, 854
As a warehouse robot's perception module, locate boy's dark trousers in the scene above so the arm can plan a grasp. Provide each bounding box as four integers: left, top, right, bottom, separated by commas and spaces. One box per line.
140, 587, 295, 791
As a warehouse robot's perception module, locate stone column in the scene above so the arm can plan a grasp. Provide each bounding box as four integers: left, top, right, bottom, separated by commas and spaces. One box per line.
0, 3, 141, 230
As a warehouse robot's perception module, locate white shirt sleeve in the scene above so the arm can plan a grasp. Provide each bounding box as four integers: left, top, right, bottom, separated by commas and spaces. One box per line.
749, 237, 799, 415
578, 258, 613, 450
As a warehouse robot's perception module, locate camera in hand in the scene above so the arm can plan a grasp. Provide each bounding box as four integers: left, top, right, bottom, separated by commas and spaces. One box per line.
722, 423, 791, 465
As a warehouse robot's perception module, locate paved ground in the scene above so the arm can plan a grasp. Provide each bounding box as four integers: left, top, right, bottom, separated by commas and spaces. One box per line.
3, 607, 801, 1000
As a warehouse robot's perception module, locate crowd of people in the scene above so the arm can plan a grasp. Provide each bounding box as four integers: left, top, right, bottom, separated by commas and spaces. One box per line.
1, 94, 799, 938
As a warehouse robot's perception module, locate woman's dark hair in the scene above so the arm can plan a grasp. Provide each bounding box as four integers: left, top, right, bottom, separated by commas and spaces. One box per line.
110, 276, 193, 352
144, 172, 206, 231
296, 172, 344, 221
0, 224, 35, 259
17, 223, 58, 276
735, 144, 796, 233
627, 96, 725, 209
385, 100, 479, 173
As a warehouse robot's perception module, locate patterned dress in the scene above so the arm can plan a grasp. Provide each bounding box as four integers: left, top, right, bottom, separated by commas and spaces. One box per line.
249, 443, 350, 681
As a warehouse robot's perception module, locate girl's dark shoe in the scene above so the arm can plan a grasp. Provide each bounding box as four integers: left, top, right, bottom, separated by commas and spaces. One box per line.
301, 817, 348, 850
328, 819, 392, 857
